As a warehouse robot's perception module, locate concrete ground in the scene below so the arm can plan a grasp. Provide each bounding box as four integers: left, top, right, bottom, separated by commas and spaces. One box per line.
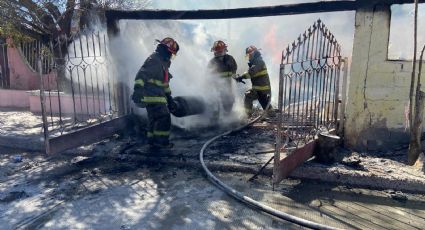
0, 145, 297, 230
1, 109, 425, 229
1, 135, 425, 229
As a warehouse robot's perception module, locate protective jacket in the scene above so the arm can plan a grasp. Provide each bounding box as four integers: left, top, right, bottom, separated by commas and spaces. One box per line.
208, 54, 238, 114
207, 54, 237, 78
241, 51, 271, 93
133, 51, 173, 106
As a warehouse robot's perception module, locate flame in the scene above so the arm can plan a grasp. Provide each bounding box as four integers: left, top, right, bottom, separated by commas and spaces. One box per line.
262, 24, 282, 64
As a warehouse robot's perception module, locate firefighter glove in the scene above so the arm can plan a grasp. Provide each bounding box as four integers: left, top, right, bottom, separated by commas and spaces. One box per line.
167, 96, 178, 113
233, 74, 246, 84
131, 90, 145, 107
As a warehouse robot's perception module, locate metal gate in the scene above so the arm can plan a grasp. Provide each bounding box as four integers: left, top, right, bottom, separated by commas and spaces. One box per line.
33, 31, 129, 154
273, 19, 348, 184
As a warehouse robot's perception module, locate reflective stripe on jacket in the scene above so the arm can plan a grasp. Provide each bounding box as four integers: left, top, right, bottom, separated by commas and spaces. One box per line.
133, 52, 172, 104
207, 54, 237, 79
242, 56, 271, 92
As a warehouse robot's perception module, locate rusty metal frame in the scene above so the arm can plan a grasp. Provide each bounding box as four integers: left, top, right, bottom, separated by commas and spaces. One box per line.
273, 20, 346, 185
29, 30, 130, 154
48, 115, 131, 154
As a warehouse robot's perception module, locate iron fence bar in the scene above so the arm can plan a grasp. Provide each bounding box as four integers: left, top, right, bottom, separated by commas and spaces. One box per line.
338, 57, 347, 135
314, 26, 323, 126
86, 34, 90, 58
68, 66, 78, 121
92, 33, 96, 57
103, 35, 113, 115
274, 63, 285, 184
82, 66, 90, 118
307, 71, 314, 128
88, 65, 96, 117
314, 21, 321, 60
46, 70, 54, 128
333, 59, 341, 126
1, 43, 7, 88
37, 55, 50, 154
286, 75, 292, 133
301, 72, 307, 140
321, 28, 330, 125
304, 29, 312, 135
322, 45, 331, 124
329, 39, 336, 125
300, 34, 307, 139
326, 68, 336, 123
296, 73, 302, 138
326, 40, 335, 124
51, 40, 64, 131
98, 32, 102, 57
75, 67, 84, 120
314, 69, 319, 127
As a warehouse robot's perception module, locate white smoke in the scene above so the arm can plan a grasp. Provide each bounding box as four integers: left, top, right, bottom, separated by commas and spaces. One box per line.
109, 1, 357, 129
109, 20, 246, 129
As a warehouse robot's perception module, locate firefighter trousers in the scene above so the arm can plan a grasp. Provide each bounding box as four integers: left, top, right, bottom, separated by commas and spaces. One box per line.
146, 104, 171, 146
244, 89, 271, 116
220, 90, 235, 113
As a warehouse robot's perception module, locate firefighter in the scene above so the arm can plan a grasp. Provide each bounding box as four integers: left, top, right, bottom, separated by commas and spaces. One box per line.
235, 45, 272, 117
207, 40, 238, 114
131, 37, 179, 149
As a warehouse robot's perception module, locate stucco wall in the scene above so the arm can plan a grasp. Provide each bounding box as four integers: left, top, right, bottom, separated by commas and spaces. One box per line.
345, 4, 425, 151
0, 89, 29, 108
6, 40, 56, 90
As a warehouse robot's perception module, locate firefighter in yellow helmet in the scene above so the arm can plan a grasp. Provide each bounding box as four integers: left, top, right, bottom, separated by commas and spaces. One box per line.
207, 40, 238, 114
235, 45, 272, 117
131, 37, 179, 149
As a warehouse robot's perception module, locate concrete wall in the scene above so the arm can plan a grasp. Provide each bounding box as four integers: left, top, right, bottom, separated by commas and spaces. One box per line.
345, 4, 425, 151
28, 92, 107, 115
0, 89, 29, 108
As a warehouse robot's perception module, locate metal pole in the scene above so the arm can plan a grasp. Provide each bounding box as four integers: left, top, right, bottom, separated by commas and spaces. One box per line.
338, 57, 348, 136
38, 55, 50, 154
273, 64, 285, 186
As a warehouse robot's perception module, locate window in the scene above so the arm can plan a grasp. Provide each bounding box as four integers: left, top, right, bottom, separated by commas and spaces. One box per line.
388, 4, 425, 60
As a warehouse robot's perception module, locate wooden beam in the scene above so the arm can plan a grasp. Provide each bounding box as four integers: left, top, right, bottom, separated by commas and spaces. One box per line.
106, 1, 357, 21
105, 0, 425, 21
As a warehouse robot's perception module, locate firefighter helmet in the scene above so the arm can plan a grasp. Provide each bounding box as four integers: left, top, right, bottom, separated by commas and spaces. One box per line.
157, 37, 179, 55
245, 45, 258, 55
211, 40, 228, 53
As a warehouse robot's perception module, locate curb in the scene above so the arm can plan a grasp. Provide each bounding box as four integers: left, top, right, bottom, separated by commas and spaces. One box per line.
121, 153, 425, 194
0, 136, 43, 151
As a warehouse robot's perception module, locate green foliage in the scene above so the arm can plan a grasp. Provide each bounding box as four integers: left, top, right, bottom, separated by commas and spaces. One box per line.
0, 24, 35, 46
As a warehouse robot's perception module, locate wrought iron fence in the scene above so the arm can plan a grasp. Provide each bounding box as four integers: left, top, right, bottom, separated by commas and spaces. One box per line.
36, 31, 122, 138
276, 19, 344, 147
0, 40, 9, 88
19, 40, 53, 75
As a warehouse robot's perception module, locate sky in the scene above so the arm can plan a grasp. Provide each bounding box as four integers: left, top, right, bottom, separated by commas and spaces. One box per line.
108, 1, 424, 128
389, 4, 425, 60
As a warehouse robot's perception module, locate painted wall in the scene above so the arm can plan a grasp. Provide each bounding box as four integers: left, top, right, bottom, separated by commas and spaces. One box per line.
28, 92, 107, 115
345, 4, 425, 151
6, 39, 56, 90
0, 89, 29, 108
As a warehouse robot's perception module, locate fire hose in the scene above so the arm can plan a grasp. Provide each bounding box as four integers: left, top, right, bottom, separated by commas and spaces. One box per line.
199, 103, 339, 230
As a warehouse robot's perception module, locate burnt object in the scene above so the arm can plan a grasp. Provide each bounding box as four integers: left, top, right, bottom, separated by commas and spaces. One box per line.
314, 132, 341, 164
171, 96, 206, 117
